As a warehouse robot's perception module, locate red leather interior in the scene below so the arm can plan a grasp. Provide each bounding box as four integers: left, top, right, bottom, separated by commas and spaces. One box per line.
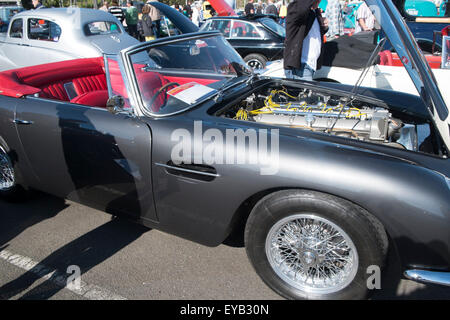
164, 76, 219, 86
0, 58, 106, 103
134, 65, 168, 112
70, 90, 109, 109
73, 74, 107, 96
0, 57, 221, 110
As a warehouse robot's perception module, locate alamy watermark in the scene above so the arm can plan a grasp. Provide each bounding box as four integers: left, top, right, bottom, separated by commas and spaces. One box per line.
367, 265, 382, 290
66, 265, 81, 291
170, 121, 280, 175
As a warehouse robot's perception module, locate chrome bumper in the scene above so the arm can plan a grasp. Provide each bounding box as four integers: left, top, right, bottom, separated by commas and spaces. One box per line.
404, 269, 450, 287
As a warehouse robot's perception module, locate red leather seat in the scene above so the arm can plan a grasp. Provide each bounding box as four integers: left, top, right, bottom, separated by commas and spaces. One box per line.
134, 67, 169, 112
73, 74, 107, 96
70, 90, 109, 108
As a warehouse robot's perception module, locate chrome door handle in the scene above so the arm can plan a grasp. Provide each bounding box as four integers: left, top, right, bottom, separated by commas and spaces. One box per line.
13, 119, 34, 125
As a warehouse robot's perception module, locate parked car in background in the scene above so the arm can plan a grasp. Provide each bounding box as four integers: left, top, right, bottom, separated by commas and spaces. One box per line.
0, 3, 197, 71
404, 0, 448, 16
0, 5, 24, 33
200, 15, 285, 69
0, 8, 139, 71
0, 0, 448, 301
393, 0, 449, 51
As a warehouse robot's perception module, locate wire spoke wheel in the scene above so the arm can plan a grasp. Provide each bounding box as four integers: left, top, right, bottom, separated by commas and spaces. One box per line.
247, 59, 263, 69
265, 214, 358, 294
0, 148, 15, 191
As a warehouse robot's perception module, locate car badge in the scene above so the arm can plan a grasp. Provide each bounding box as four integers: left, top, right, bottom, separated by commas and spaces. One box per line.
110, 35, 121, 43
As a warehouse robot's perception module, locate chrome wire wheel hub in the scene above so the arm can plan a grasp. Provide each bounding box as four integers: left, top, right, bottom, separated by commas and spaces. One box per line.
266, 214, 359, 294
247, 59, 263, 69
0, 149, 14, 191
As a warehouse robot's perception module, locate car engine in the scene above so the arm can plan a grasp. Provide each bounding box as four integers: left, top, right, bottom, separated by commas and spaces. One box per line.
221, 87, 418, 150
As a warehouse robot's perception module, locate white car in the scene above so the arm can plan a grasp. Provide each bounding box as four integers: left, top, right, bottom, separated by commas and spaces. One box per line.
262, 50, 450, 105
0, 8, 140, 71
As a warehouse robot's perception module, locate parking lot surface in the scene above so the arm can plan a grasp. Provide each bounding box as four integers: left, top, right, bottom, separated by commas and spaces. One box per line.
0, 193, 449, 300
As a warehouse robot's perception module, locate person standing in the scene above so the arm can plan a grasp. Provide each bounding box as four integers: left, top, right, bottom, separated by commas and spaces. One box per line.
32, 0, 46, 9
324, 0, 344, 40
109, 1, 125, 25
279, 1, 287, 26
149, 1, 162, 39
184, 1, 193, 18
256, 0, 263, 14
283, 0, 329, 81
100, 1, 109, 12
245, 0, 255, 15
140, 4, 154, 41
125, 0, 139, 39
191, 3, 203, 27
354, 2, 375, 33
265, 0, 278, 16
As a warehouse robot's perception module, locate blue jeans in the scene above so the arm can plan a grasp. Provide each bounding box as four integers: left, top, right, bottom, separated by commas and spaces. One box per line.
284, 63, 315, 81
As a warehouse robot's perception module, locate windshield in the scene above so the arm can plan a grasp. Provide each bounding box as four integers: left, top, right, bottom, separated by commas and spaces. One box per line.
127, 34, 249, 116
260, 18, 285, 37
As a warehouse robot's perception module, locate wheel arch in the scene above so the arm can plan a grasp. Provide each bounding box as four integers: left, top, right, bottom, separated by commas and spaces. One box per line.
224, 186, 394, 260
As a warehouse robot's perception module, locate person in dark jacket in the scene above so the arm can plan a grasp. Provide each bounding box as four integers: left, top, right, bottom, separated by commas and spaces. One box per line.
109, 1, 125, 25
245, 0, 255, 15
140, 4, 154, 41
283, 0, 328, 81
265, 0, 278, 16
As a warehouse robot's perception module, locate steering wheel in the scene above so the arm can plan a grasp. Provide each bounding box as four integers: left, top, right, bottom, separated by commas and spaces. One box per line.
149, 82, 180, 112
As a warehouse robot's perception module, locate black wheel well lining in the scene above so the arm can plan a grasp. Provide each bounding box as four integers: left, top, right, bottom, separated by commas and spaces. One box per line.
224, 187, 392, 257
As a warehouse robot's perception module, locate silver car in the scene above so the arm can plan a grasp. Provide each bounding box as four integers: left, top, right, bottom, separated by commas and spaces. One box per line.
0, 8, 139, 71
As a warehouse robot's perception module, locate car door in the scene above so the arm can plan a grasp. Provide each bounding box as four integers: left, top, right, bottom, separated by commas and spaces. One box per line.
1, 18, 30, 69
13, 61, 157, 222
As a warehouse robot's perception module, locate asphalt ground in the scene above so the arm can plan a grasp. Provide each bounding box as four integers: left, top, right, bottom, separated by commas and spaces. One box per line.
0, 192, 449, 300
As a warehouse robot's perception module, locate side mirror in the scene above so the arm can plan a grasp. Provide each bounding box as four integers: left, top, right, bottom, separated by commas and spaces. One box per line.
106, 95, 126, 115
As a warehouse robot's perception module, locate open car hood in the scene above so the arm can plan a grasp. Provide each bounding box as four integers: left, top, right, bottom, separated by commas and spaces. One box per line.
148, 1, 199, 34
366, 0, 449, 152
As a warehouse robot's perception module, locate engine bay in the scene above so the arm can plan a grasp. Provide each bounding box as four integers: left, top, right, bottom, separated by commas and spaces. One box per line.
217, 85, 432, 152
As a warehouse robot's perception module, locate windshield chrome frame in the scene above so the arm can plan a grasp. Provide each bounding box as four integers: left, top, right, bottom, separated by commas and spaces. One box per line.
119, 31, 244, 118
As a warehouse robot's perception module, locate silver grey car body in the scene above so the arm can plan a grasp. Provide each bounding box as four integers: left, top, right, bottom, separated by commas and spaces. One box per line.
0, 8, 139, 71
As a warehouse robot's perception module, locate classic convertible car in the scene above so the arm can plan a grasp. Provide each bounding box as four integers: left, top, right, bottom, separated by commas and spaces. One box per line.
0, 0, 449, 300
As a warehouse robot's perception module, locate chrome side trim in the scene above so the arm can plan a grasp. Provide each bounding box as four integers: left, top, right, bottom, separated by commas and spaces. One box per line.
155, 162, 220, 178
404, 269, 450, 287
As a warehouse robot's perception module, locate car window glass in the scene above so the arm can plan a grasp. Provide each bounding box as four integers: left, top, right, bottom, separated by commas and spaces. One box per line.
231, 21, 261, 38
210, 20, 231, 37
128, 35, 249, 115
28, 18, 62, 42
9, 18, 23, 38
105, 55, 132, 110
260, 18, 285, 37
159, 15, 182, 38
85, 21, 121, 36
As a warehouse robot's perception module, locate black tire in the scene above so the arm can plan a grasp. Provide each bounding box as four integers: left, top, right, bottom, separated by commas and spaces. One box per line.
244, 53, 267, 70
0, 146, 27, 202
245, 189, 388, 300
